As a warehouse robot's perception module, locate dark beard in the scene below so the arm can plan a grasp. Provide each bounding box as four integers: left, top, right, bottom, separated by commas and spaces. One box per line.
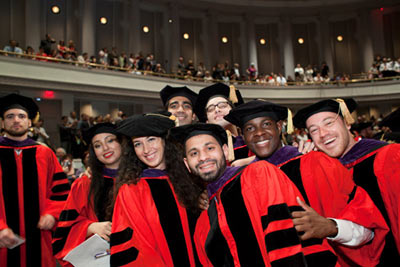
194, 157, 227, 183
4, 128, 29, 137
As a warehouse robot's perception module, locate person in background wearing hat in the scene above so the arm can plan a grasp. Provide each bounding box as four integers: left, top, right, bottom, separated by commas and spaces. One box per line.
160, 85, 198, 126
52, 123, 123, 266
109, 113, 202, 266
375, 107, 400, 143
294, 98, 400, 264
194, 82, 251, 164
170, 123, 340, 266
351, 121, 374, 141
225, 99, 388, 266
0, 93, 70, 267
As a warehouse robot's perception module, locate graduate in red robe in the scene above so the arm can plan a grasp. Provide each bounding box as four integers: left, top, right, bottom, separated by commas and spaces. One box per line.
170, 123, 340, 266
225, 99, 389, 266
0, 93, 70, 267
53, 123, 123, 266
110, 113, 201, 267
294, 98, 400, 265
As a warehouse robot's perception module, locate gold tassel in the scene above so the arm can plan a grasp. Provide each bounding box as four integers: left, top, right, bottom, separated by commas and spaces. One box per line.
32, 112, 40, 124
287, 108, 294, 134
229, 85, 239, 104
170, 114, 179, 127
226, 130, 235, 162
335, 98, 355, 125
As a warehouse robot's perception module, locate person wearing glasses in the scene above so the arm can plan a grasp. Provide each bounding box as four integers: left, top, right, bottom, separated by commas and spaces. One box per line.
294, 98, 400, 264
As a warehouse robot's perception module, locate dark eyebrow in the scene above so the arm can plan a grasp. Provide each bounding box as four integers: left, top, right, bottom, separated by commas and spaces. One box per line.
169, 100, 192, 106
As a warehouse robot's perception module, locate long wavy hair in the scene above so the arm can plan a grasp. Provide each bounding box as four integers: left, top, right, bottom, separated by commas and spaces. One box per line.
87, 134, 123, 221
113, 134, 204, 213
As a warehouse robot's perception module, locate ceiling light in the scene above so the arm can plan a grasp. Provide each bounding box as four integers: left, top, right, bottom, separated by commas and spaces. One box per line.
51, 5, 60, 14
143, 26, 149, 33
298, 38, 304, 44
183, 33, 189, 40
260, 38, 266, 45
222, 36, 228, 43
100, 17, 107, 24
337, 35, 343, 42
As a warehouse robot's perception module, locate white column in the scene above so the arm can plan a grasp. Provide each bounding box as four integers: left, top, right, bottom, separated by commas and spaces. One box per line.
358, 10, 374, 72
205, 10, 218, 70
201, 13, 210, 69
243, 15, 257, 72
318, 15, 334, 76
25, 0, 43, 50
129, 0, 141, 53
80, 0, 96, 56
279, 17, 294, 78
169, 3, 180, 73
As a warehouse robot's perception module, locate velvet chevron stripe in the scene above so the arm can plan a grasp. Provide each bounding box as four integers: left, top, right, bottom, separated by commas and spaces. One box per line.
52, 226, 72, 255
0, 148, 21, 267
279, 158, 310, 205
59, 209, 80, 221
110, 247, 139, 267
110, 227, 133, 247
146, 179, 191, 266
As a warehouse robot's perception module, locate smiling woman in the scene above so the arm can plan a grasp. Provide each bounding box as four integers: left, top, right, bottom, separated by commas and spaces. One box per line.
53, 123, 124, 266
108, 112, 202, 266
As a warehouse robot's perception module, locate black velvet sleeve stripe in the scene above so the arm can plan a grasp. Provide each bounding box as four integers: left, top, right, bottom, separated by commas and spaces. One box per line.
262, 204, 298, 229
50, 194, 68, 201
53, 172, 68, 181
146, 179, 191, 266
53, 226, 72, 238
110, 247, 139, 267
280, 158, 310, 205
59, 209, 80, 221
347, 186, 357, 204
271, 252, 307, 267
304, 250, 337, 267
288, 205, 303, 213
51, 183, 71, 193
265, 228, 301, 252
110, 227, 133, 247
52, 227, 72, 255
300, 238, 322, 247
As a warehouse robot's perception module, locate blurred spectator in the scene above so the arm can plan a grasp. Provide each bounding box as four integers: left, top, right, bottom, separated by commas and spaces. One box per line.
368, 63, 379, 79
246, 63, 257, 81
197, 62, 206, 77
231, 63, 241, 80
68, 111, 78, 126
3, 40, 23, 56
154, 63, 166, 74
276, 73, 287, 86
57, 40, 67, 58
40, 33, 55, 55
98, 48, 109, 66
177, 56, 186, 73
77, 52, 89, 67
61, 154, 80, 184
32, 118, 50, 145
55, 147, 67, 163
294, 63, 305, 82
67, 40, 77, 59
36, 46, 49, 61
321, 62, 330, 78
203, 70, 213, 82
59, 115, 73, 154
305, 65, 314, 82
25, 46, 35, 57
186, 59, 196, 76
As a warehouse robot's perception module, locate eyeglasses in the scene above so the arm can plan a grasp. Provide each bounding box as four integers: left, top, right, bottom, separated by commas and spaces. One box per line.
205, 101, 230, 113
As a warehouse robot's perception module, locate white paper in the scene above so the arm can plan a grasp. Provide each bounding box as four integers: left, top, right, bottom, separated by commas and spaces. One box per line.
63, 234, 110, 267
8, 234, 25, 249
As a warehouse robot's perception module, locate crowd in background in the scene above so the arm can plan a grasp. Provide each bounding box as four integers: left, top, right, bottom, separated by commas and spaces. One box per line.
2, 34, 400, 86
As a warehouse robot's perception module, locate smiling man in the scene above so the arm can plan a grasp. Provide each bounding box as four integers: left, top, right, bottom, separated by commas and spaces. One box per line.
294, 98, 400, 264
160, 85, 198, 126
170, 123, 340, 266
224, 99, 388, 266
0, 93, 70, 267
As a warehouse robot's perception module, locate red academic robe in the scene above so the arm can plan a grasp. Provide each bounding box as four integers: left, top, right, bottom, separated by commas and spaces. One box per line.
0, 142, 70, 267
195, 161, 339, 267
277, 151, 389, 267
52, 175, 115, 266
110, 170, 198, 267
343, 142, 400, 264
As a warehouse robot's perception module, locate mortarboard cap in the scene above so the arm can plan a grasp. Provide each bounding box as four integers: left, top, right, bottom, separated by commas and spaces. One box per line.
117, 112, 176, 138
194, 83, 244, 122
83, 123, 118, 144
169, 123, 228, 147
293, 98, 357, 129
379, 108, 400, 132
0, 93, 39, 121
224, 100, 289, 129
160, 85, 198, 107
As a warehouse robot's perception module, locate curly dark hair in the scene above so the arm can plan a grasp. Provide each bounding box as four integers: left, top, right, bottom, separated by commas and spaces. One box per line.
87, 134, 123, 221
113, 134, 204, 213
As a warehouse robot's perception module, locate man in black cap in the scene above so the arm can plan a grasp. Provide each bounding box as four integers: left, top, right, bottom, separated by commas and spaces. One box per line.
376, 107, 400, 143
0, 93, 70, 267
224, 99, 388, 266
170, 123, 340, 266
160, 85, 198, 126
294, 98, 400, 264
